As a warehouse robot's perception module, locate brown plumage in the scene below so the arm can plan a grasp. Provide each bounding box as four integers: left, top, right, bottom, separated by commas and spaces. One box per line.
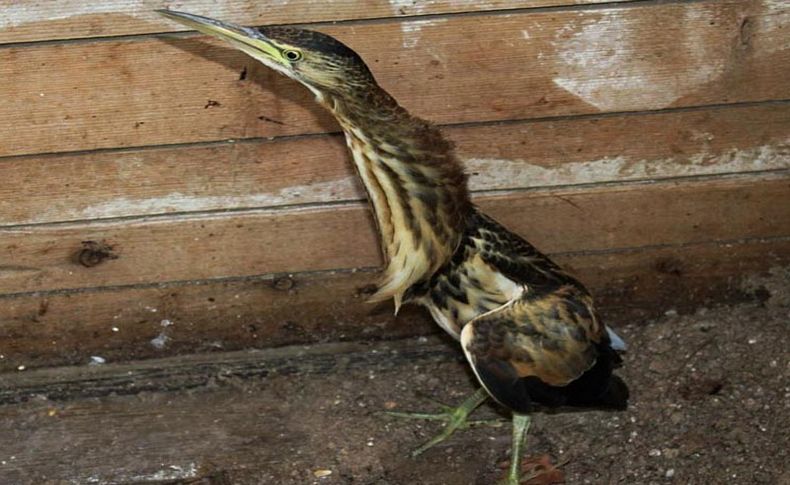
256, 27, 472, 307
157, 11, 628, 483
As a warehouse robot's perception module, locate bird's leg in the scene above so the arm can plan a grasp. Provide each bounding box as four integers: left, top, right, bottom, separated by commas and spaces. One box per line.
498, 413, 532, 485
385, 387, 501, 457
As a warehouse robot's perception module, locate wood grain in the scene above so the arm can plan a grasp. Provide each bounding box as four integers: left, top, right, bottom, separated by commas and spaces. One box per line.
1, 0, 787, 157
0, 338, 462, 404
0, 0, 637, 44
1, 236, 787, 371
2, 173, 789, 294
4, 103, 789, 226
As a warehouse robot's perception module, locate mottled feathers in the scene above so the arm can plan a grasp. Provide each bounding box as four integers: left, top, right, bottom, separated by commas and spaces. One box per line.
424, 211, 629, 413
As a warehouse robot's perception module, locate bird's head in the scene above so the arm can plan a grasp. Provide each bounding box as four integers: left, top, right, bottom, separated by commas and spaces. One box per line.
157, 10, 376, 101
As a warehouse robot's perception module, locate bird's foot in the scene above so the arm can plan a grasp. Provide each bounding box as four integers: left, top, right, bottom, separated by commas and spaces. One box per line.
384, 387, 501, 457
499, 414, 531, 485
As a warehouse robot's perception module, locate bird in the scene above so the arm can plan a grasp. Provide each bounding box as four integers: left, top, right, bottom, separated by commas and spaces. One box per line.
157, 10, 629, 484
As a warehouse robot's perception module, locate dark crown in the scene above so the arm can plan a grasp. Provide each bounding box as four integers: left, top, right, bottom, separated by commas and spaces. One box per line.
259, 27, 366, 63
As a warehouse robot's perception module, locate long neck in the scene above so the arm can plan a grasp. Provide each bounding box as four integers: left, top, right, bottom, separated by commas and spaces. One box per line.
324, 89, 471, 309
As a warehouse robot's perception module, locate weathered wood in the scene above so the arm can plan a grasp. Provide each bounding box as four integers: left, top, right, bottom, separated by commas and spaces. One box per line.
0, 337, 460, 404
2, 0, 787, 157
4, 103, 789, 226
0, 301, 787, 485
2, 174, 789, 295
0, 0, 637, 44
1, 236, 788, 372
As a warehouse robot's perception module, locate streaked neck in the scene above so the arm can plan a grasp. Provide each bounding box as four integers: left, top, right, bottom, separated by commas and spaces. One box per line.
327, 93, 471, 309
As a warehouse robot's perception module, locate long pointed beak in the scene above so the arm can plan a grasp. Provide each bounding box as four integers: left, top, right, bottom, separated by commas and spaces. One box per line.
156, 10, 283, 64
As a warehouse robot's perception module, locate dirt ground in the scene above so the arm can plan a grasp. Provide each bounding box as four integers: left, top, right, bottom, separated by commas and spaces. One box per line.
0, 268, 788, 484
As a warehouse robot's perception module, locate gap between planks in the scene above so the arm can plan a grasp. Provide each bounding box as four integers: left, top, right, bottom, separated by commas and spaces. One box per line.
1, 172, 788, 295
3, 167, 789, 231
1, 233, 788, 301
3, 0, 786, 157
1, 236, 786, 372
1, 97, 787, 164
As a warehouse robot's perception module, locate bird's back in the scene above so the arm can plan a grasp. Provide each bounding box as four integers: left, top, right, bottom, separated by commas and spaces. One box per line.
412, 209, 629, 413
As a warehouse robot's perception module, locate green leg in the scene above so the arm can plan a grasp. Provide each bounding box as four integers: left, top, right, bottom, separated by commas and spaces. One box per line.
498, 413, 532, 485
385, 387, 502, 457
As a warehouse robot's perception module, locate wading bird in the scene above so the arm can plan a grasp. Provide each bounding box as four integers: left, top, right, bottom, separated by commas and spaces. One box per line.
158, 11, 629, 484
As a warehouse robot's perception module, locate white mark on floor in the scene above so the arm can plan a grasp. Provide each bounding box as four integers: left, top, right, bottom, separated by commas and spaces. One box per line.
126, 463, 199, 482
150, 333, 170, 350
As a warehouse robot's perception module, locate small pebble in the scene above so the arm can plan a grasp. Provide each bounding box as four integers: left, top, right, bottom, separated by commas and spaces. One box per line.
150, 334, 170, 349
666, 469, 675, 478
663, 448, 680, 459
313, 469, 332, 478
649, 449, 662, 457
89, 356, 106, 365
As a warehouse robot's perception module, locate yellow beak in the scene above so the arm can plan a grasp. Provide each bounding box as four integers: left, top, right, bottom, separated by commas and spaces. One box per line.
156, 10, 285, 64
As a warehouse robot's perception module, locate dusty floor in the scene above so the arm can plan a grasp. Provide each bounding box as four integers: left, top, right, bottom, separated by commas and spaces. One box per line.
0, 269, 788, 485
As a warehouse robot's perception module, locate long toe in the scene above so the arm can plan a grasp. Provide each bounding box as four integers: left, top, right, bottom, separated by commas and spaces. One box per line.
384, 388, 490, 457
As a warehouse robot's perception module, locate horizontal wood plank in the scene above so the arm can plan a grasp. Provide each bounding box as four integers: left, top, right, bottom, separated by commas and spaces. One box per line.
1, 236, 787, 371
0, 338, 462, 404
2, 0, 787, 157
4, 103, 789, 226
2, 174, 789, 295
0, 0, 637, 44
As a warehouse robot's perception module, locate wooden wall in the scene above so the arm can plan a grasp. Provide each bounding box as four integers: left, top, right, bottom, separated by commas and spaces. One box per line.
1, 0, 789, 371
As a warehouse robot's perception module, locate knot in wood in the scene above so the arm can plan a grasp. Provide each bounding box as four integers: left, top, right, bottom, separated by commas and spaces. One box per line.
76, 240, 117, 268
273, 275, 295, 291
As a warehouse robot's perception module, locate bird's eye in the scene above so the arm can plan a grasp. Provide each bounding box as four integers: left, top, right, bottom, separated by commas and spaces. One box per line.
283, 50, 302, 62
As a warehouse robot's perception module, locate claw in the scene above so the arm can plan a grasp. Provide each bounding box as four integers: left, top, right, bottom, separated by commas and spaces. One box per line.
384, 387, 490, 456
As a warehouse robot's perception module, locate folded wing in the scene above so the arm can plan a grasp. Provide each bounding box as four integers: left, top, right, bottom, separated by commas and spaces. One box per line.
460, 284, 626, 413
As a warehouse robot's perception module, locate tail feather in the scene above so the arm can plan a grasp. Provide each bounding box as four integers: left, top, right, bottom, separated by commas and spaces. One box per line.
606, 326, 627, 351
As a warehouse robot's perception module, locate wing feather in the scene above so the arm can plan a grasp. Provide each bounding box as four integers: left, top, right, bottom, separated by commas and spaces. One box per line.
461, 284, 603, 412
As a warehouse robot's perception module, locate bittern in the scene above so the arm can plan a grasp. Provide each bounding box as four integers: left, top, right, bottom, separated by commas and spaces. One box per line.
158, 10, 629, 484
